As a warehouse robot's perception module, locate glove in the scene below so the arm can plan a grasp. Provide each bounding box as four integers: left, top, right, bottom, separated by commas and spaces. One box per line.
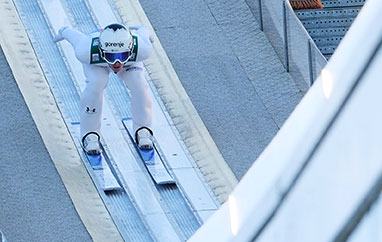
129, 26, 154, 44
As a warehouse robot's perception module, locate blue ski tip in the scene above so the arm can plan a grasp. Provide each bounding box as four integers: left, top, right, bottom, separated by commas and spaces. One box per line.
140, 149, 155, 164
87, 154, 103, 170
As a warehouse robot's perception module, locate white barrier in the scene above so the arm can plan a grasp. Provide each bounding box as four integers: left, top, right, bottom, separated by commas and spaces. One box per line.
189, 0, 382, 240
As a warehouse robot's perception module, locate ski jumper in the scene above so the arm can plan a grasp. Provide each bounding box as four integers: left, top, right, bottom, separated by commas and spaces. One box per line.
60, 26, 153, 139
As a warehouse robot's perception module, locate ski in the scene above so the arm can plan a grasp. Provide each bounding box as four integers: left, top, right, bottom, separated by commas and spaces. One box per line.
122, 118, 175, 185
71, 122, 121, 191
85, 149, 122, 191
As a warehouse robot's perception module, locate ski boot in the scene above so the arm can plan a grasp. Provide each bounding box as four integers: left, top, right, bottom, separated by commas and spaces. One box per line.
82, 132, 101, 155
135, 127, 154, 150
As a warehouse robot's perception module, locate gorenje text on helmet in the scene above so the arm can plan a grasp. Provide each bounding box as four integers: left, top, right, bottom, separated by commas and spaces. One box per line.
104, 41, 125, 48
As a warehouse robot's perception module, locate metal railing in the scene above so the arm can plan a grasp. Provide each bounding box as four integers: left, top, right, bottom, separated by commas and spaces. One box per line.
248, 0, 328, 92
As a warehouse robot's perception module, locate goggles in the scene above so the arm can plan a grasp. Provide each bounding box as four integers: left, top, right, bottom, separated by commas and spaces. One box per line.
100, 50, 132, 65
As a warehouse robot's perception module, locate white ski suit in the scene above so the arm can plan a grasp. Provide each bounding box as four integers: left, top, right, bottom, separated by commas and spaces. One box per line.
60, 26, 153, 140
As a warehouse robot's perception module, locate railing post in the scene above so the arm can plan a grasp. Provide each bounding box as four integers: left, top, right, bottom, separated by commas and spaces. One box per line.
258, 0, 263, 31
308, 39, 314, 86
283, 0, 289, 72
1, 230, 7, 242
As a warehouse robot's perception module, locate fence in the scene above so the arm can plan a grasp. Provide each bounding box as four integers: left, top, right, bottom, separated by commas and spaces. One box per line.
247, 0, 328, 92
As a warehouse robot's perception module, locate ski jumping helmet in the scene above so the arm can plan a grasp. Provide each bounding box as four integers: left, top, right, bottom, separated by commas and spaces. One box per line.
99, 23, 133, 64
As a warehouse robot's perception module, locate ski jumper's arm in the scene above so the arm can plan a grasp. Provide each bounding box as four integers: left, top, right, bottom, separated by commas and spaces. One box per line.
130, 26, 153, 63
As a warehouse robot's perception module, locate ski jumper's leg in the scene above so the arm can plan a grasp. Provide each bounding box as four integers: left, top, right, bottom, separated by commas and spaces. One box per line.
80, 64, 109, 138
118, 62, 152, 133
61, 27, 107, 138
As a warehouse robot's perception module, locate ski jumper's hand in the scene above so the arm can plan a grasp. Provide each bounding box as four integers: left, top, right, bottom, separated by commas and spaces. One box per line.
129, 25, 154, 44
